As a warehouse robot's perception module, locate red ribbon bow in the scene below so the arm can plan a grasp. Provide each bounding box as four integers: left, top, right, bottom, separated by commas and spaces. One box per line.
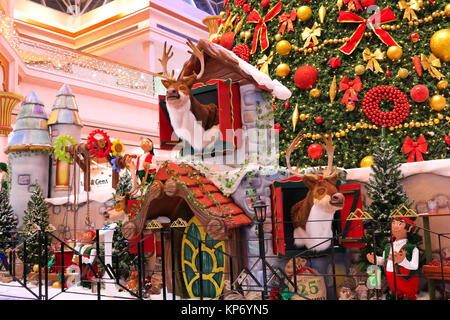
338, 8, 399, 55
343, 0, 363, 11
339, 76, 362, 104
403, 135, 428, 162
247, 1, 283, 54
278, 9, 296, 35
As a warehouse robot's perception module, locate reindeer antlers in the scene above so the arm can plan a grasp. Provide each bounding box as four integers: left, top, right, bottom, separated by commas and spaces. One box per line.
319, 134, 337, 178
184, 39, 205, 80
285, 131, 304, 177
158, 42, 175, 79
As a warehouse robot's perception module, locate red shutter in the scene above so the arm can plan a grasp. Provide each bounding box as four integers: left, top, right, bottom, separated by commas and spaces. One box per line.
338, 184, 365, 248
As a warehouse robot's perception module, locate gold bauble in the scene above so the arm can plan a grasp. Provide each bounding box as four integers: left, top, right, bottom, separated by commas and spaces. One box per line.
346, 103, 356, 112
430, 94, 447, 111
335, 132, 341, 138
33, 264, 40, 273
430, 29, 450, 62
299, 113, 307, 121
387, 46, 403, 60
360, 155, 374, 168
276, 63, 290, 78
274, 33, 282, 41
52, 282, 62, 289
437, 80, 448, 90
276, 40, 292, 56
434, 118, 440, 124
297, 6, 312, 21
240, 31, 246, 39
355, 64, 365, 75
397, 68, 409, 79
445, 3, 450, 16
310, 88, 321, 98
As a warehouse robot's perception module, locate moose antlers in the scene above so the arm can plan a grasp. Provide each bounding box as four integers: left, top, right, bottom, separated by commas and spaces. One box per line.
285, 132, 338, 178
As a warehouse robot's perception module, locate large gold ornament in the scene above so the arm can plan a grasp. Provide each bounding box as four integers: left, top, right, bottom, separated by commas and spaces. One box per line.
292, 104, 299, 131
355, 64, 366, 75
430, 29, 450, 62
421, 53, 444, 79
387, 46, 403, 60
310, 88, 321, 98
437, 80, 448, 90
430, 95, 446, 111
276, 63, 290, 78
302, 22, 321, 48
297, 6, 312, 21
363, 48, 385, 73
276, 40, 292, 56
397, 68, 409, 78
445, 3, 450, 16
360, 155, 374, 168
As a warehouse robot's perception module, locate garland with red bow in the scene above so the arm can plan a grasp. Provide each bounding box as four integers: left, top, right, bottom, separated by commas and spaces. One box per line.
362, 85, 410, 127
278, 9, 296, 35
337, 8, 399, 55
247, 1, 283, 54
339, 76, 362, 105
403, 135, 428, 162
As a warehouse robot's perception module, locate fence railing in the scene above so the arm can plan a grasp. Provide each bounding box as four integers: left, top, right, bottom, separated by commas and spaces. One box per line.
0, 217, 448, 300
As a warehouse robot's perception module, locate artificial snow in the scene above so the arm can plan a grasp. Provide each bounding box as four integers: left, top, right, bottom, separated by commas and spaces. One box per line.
45, 188, 115, 206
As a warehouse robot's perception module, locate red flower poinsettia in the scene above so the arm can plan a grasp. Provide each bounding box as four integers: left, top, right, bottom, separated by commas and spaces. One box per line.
243, 3, 252, 13
328, 57, 342, 69
232, 44, 250, 62
234, 0, 248, 7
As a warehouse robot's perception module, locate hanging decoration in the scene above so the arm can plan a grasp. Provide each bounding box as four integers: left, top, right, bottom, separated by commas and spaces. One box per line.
301, 22, 322, 48
247, 1, 283, 54
362, 85, 410, 127
410, 85, 429, 103
307, 143, 323, 159
429, 29, 450, 62
294, 65, 318, 90
362, 48, 384, 73
318, 6, 326, 23
420, 53, 444, 80
297, 6, 313, 21
445, 134, 450, 146
339, 76, 362, 105
412, 55, 423, 76
343, 0, 363, 11
292, 103, 299, 131
429, 94, 446, 111
278, 9, 296, 35
386, 46, 403, 61
397, 68, 409, 79
329, 76, 337, 104
337, 8, 399, 55
403, 135, 428, 162
329, 57, 342, 69
398, 0, 422, 21
256, 51, 274, 75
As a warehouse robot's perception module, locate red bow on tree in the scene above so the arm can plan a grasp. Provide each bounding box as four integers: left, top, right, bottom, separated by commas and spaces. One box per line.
278, 9, 296, 35
247, 1, 283, 54
403, 135, 428, 162
338, 8, 399, 55
343, 0, 363, 11
339, 76, 362, 104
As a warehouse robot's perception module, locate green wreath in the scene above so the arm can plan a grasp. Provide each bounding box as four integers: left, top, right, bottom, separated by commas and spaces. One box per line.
54, 135, 77, 162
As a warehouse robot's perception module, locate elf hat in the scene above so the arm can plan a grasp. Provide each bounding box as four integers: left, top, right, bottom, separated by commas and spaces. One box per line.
85, 229, 96, 240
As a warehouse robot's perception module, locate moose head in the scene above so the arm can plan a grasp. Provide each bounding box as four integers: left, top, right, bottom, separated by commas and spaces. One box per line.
158, 40, 219, 150
285, 132, 345, 252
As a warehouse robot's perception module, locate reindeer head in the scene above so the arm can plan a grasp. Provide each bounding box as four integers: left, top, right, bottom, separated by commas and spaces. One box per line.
286, 132, 345, 214
159, 40, 205, 110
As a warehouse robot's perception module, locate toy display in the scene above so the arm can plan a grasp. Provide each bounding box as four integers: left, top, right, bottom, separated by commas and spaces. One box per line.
71, 229, 98, 289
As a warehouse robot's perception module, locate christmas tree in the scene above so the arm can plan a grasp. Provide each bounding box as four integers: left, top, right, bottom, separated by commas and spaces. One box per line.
0, 189, 18, 254
358, 133, 422, 272
114, 170, 133, 201
217, 0, 449, 169
19, 184, 51, 265
111, 220, 138, 278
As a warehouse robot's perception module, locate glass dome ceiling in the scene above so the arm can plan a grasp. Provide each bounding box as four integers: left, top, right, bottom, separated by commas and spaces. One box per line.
29, 0, 225, 16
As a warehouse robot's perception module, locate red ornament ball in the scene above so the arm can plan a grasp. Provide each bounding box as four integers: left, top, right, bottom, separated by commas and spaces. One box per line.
361, 0, 376, 7
328, 57, 341, 69
220, 32, 235, 50
294, 65, 318, 90
308, 144, 323, 159
410, 32, 420, 43
315, 116, 323, 124
232, 44, 250, 62
234, 0, 248, 7
261, 0, 270, 8
410, 85, 429, 103
243, 3, 252, 13
274, 123, 283, 133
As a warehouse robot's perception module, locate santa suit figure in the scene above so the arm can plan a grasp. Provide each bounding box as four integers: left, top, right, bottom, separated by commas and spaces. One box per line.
136, 138, 156, 185
72, 230, 98, 288
367, 217, 419, 300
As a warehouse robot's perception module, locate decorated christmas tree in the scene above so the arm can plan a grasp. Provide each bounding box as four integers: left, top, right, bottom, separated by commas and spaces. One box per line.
217, 0, 449, 168
111, 220, 138, 278
0, 189, 18, 254
358, 133, 422, 272
19, 184, 51, 265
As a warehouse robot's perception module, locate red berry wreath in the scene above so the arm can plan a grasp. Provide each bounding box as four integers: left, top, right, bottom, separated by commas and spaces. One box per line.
362, 85, 410, 127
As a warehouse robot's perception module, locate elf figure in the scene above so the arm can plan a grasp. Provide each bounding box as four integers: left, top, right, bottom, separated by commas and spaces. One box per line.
136, 138, 156, 186
366, 217, 420, 300
72, 230, 98, 288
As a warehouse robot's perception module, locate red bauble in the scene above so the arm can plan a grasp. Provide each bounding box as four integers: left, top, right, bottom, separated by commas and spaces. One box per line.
315, 116, 323, 124
261, 0, 270, 8
285, 101, 290, 109
274, 124, 283, 133
243, 3, 252, 13
362, 85, 410, 127
211, 35, 220, 44
308, 144, 323, 159
361, 0, 376, 7
294, 66, 318, 90
410, 85, 429, 103
410, 32, 420, 43
220, 32, 235, 50
232, 44, 250, 62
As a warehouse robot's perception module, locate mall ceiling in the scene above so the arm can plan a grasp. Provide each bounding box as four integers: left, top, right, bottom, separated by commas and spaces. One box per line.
30, 0, 225, 15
